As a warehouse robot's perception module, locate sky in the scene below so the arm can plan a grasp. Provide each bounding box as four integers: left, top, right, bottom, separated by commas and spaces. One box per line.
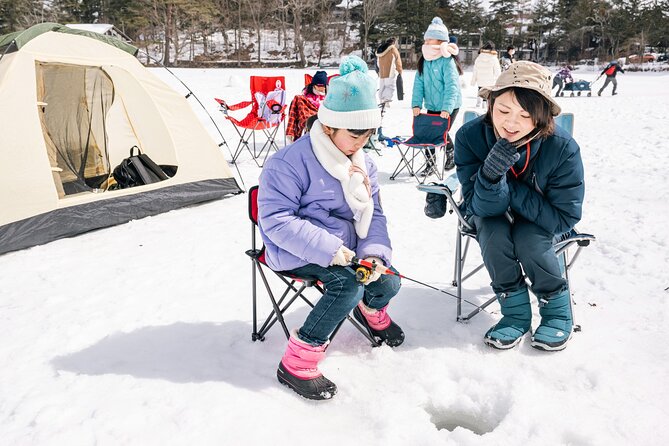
0, 65, 668, 445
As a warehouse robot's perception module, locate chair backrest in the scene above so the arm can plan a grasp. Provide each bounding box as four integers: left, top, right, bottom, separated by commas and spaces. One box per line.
463, 111, 574, 136
404, 113, 451, 146
248, 185, 260, 226
250, 76, 286, 125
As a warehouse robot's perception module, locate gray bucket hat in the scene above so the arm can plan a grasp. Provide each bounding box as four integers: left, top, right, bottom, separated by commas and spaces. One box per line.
479, 61, 561, 116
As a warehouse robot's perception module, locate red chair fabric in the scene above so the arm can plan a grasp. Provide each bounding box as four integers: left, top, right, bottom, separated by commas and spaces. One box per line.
215, 76, 287, 166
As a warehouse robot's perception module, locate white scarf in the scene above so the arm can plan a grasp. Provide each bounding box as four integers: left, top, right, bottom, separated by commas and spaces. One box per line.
310, 121, 374, 239
421, 42, 460, 61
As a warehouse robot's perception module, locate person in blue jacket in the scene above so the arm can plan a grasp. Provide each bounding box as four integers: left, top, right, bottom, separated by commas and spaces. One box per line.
454, 61, 585, 351
258, 55, 404, 400
412, 17, 462, 174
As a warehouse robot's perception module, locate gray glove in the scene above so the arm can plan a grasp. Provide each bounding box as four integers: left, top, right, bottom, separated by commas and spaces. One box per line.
481, 138, 520, 182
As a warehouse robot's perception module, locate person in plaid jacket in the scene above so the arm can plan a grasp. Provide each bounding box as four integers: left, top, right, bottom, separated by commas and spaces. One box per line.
286, 71, 329, 142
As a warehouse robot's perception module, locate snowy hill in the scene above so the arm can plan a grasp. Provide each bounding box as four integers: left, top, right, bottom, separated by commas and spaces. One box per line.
1, 67, 668, 445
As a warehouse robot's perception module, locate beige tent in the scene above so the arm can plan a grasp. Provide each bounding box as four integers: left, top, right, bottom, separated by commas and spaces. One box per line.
0, 24, 241, 255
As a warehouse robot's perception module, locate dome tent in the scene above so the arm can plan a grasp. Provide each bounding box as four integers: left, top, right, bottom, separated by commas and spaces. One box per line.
0, 23, 241, 255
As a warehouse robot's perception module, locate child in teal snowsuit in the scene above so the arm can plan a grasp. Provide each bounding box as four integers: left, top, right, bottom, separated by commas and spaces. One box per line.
411, 17, 462, 174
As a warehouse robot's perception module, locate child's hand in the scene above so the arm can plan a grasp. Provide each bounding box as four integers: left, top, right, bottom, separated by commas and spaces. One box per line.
330, 246, 356, 266
440, 111, 450, 119
412, 107, 421, 117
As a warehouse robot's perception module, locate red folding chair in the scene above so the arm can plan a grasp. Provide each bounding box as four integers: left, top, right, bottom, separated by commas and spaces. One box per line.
246, 185, 379, 346
215, 76, 287, 167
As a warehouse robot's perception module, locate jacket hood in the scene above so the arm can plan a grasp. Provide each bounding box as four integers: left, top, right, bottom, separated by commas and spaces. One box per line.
480, 49, 497, 56
376, 44, 393, 57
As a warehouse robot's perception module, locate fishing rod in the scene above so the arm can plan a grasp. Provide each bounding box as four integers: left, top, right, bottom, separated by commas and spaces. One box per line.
351, 257, 492, 314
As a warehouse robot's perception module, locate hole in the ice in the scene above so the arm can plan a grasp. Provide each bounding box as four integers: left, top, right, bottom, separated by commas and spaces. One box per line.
425, 405, 500, 435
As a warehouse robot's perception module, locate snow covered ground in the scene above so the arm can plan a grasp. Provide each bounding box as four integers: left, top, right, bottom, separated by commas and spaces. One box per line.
1, 66, 668, 445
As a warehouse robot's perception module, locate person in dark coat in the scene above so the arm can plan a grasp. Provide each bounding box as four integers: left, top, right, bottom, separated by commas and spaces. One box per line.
597, 61, 625, 96
455, 61, 585, 352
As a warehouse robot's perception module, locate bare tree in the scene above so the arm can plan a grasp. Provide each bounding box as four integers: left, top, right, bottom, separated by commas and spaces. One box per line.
362, 0, 390, 60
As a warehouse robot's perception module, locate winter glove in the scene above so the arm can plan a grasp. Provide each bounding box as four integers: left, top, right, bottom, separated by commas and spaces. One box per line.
330, 245, 355, 267
481, 138, 520, 183
363, 256, 385, 283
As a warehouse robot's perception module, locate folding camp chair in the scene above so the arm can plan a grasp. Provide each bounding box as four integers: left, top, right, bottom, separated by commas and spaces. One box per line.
215, 76, 287, 167
418, 112, 595, 324
246, 186, 380, 346
387, 113, 451, 184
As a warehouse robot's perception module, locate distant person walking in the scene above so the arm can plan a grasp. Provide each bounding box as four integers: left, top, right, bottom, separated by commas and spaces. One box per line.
500, 46, 516, 71
411, 17, 462, 173
597, 61, 625, 96
552, 65, 573, 97
375, 38, 403, 105
470, 41, 501, 108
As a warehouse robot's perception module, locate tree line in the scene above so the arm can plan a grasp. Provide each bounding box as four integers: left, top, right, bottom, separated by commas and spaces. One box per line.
1, 0, 667, 66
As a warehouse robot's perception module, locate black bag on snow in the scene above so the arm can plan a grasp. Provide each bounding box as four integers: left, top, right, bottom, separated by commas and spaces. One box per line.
112, 146, 169, 189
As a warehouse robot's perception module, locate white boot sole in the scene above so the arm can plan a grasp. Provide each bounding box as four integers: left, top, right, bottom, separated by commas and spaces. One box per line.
484, 334, 523, 350
530, 331, 572, 351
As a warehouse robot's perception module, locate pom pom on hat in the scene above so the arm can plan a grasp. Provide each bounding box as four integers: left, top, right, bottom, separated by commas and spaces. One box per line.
424, 17, 449, 42
318, 55, 381, 130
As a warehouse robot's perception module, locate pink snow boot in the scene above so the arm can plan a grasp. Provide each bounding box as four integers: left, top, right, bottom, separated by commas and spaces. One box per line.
353, 302, 405, 347
276, 331, 337, 400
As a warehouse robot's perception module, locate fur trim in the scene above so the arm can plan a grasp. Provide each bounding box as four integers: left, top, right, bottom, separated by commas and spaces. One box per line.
310, 121, 374, 239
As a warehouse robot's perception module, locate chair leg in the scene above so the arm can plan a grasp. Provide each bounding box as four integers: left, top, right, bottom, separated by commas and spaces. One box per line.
255, 264, 291, 340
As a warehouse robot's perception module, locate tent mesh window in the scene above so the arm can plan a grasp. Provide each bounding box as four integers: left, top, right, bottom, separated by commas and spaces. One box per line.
36, 62, 113, 197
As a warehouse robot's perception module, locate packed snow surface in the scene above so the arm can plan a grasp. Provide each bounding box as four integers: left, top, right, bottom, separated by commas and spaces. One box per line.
1, 66, 667, 445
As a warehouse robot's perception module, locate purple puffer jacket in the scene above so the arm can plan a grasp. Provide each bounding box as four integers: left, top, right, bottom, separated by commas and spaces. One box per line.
257, 135, 392, 272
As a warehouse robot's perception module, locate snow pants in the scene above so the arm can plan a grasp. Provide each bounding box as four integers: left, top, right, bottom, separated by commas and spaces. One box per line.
598, 76, 618, 95
552, 77, 564, 96
473, 215, 567, 297
378, 76, 397, 103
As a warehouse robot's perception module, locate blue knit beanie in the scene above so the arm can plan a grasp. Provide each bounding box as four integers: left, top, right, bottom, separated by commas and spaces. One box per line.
423, 17, 449, 42
317, 55, 381, 130
311, 70, 328, 86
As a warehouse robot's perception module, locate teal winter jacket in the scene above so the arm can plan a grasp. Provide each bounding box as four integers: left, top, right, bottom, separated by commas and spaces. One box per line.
411, 57, 462, 113
454, 115, 584, 236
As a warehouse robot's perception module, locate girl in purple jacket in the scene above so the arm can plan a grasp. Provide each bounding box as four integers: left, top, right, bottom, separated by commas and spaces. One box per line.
257, 56, 404, 400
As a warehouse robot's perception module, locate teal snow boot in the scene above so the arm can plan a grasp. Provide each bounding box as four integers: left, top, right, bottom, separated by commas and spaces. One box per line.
531, 288, 573, 351
484, 287, 532, 350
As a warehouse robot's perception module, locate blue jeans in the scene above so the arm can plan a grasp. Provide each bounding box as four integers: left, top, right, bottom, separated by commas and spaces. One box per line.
473, 215, 566, 297
285, 263, 402, 346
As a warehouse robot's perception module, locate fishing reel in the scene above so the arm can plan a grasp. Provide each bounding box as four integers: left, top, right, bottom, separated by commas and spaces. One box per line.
355, 264, 372, 284
352, 257, 378, 284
